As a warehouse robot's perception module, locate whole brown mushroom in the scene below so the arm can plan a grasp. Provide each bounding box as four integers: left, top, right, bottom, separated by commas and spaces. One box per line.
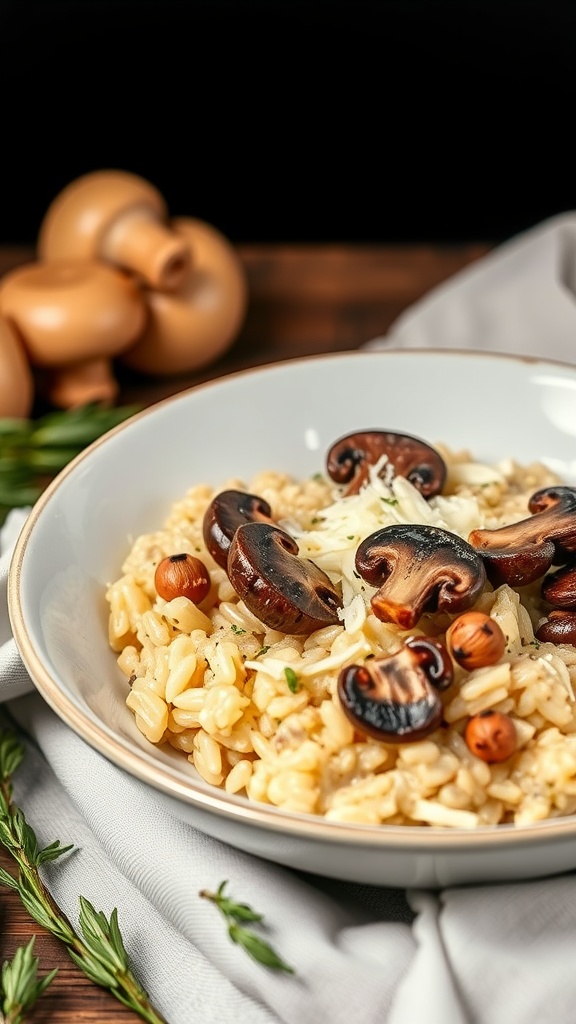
0, 260, 146, 408
119, 217, 247, 377
0, 313, 34, 418
38, 169, 191, 291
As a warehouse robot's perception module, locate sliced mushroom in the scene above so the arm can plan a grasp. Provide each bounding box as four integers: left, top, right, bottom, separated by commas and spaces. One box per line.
541, 562, 576, 609
469, 486, 576, 587
203, 490, 276, 568
227, 522, 343, 634
326, 430, 446, 497
355, 524, 486, 629
337, 637, 453, 742
535, 610, 576, 645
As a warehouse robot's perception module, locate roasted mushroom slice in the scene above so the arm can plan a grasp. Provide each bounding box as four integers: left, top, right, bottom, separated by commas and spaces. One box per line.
227, 522, 343, 634
469, 486, 576, 588
203, 489, 276, 568
541, 562, 576, 610
326, 430, 446, 497
337, 637, 453, 742
535, 610, 576, 645
355, 524, 486, 629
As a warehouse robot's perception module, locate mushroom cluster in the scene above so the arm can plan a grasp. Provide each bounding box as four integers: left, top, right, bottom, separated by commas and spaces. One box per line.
468, 484, 576, 645
0, 170, 247, 414
196, 431, 576, 758
202, 489, 343, 635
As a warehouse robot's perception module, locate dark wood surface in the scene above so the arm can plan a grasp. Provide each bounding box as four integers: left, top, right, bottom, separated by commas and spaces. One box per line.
0, 239, 491, 1021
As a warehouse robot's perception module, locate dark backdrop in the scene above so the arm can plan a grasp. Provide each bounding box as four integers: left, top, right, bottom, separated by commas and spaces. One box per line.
1, 0, 574, 245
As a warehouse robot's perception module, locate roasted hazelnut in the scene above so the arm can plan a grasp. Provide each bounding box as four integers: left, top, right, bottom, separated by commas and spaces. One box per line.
446, 611, 506, 669
464, 710, 517, 763
154, 553, 211, 604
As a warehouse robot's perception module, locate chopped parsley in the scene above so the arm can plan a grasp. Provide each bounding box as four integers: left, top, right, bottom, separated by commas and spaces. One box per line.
256, 645, 270, 658
230, 624, 246, 635
380, 497, 399, 507
284, 667, 299, 693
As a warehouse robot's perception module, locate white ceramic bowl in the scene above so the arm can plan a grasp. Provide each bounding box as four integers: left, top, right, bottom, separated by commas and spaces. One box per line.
10, 349, 576, 888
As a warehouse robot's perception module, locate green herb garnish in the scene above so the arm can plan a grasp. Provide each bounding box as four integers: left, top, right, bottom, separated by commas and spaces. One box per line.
0, 730, 167, 1023
1, 937, 57, 1024
284, 667, 299, 693
0, 404, 140, 525
200, 882, 294, 973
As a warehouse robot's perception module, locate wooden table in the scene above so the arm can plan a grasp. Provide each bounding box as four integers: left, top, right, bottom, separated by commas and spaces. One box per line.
0, 239, 490, 1021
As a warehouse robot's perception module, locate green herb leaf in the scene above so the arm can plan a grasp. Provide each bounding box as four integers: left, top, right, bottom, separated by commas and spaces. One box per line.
228, 924, 295, 973
200, 882, 294, 975
0, 404, 140, 525
1, 936, 57, 1024
0, 729, 168, 1024
284, 667, 299, 693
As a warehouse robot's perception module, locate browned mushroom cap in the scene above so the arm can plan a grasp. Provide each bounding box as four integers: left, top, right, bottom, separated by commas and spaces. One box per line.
355, 524, 486, 629
227, 522, 343, 634
541, 562, 576, 609
326, 430, 447, 497
203, 490, 275, 568
469, 486, 576, 588
337, 637, 453, 742
535, 610, 576, 645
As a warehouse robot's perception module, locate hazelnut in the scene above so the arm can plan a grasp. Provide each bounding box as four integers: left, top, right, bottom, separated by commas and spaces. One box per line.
154, 553, 210, 605
464, 710, 517, 763
446, 611, 506, 669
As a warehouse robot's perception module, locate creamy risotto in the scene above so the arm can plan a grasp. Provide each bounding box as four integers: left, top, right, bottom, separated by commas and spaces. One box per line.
106, 436, 576, 828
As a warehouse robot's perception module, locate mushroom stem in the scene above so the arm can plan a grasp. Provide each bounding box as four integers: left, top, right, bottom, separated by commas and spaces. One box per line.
46, 357, 118, 409
102, 207, 191, 291
469, 486, 576, 587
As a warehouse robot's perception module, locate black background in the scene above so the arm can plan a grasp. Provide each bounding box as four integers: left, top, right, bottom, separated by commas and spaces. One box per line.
1, 0, 574, 246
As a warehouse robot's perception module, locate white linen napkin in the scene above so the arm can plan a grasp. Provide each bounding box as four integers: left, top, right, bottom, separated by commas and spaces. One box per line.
365, 212, 576, 360
5, 213, 576, 1024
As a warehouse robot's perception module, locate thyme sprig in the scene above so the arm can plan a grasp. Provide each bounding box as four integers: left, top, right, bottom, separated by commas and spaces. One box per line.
1, 937, 57, 1024
200, 881, 294, 973
0, 403, 140, 523
0, 730, 167, 1024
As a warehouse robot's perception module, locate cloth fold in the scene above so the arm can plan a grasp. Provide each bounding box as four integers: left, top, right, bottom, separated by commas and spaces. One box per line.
4, 213, 576, 1023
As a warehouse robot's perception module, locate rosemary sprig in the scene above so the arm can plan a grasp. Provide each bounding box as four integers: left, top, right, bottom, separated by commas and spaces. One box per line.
200, 881, 294, 974
1, 937, 57, 1024
0, 730, 167, 1024
0, 403, 139, 524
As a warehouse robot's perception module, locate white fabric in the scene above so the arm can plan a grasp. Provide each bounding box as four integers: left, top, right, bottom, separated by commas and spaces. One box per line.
4, 214, 576, 1023
365, 212, 576, 360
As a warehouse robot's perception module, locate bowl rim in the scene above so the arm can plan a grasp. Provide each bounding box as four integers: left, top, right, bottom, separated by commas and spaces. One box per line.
9, 347, 576, 851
